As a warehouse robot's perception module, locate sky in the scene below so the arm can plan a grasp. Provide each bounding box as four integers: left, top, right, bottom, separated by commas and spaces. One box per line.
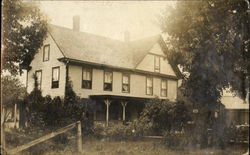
38, 1, 174, 41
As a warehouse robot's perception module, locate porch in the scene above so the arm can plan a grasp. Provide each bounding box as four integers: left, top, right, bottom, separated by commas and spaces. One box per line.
90, 95, 148, 127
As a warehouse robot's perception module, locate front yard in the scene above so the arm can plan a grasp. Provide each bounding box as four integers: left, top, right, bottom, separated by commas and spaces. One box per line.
24, 138, 248, 155
5, 128, 248, 155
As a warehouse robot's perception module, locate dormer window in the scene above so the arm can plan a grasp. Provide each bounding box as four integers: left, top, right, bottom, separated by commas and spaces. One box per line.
43, 44, 50, 61
154, 56, 160, 72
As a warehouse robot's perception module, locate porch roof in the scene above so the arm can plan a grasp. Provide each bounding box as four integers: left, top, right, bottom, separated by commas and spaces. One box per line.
89, 94, 156, 102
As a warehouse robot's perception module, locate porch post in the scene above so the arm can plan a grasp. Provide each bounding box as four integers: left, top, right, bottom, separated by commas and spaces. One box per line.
104, 99, 111, 127
94, 110, 96, 121
121, 102, 127, 122
1, 107, 6, 154
14, 103, 17, 128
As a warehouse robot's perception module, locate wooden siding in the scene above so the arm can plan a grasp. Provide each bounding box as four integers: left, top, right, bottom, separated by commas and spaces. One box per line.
68, 65, 178, 101
27, 34, 66, 97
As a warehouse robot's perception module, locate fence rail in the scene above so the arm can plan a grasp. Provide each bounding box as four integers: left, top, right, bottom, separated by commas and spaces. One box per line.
6, 121, 82, 155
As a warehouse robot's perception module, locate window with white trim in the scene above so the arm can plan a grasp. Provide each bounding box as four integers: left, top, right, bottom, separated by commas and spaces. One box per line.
161, 79, 168, 97
82, 67, 92, 89
35, 70, 42, 90
122, 74, 130, 93
52, 67, 60, 88
104, 71, 112, 91
146, 77, 153, 95
154, 56, 160, 72
43, 44, 50, 61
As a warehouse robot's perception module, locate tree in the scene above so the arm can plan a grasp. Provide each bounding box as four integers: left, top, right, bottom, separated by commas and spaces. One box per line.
1, 75, 26, 108
1, 75, 27, 122
159, 0, 249, 102
159, 0, 249, 147
2, 0, 48, 75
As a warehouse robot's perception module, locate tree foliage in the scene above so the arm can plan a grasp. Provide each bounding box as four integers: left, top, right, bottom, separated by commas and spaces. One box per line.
1, 75, 27, 107
159, 0, 250, 104
2, 0, 48, 75
159, 1, 249, 148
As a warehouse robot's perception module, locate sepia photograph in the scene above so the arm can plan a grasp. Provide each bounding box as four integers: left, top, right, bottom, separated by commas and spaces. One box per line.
1, 0, 249, 154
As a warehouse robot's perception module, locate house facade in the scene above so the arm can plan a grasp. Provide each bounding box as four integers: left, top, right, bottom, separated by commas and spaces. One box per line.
26, 17, 181, 125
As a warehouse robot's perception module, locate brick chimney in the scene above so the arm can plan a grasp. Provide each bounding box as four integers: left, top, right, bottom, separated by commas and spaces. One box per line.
124, 31, 130, 42
73, 15, 80, 31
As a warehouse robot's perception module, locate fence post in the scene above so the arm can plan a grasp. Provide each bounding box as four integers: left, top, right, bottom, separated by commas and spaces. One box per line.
77, 121, 82, 153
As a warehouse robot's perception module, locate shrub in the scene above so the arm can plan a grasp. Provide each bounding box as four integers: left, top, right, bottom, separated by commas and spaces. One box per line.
93, 123, 139, 141
137, 98, 191, 136
105, 124, 136, 140
24, 77, 94, 135
163, 131, 189, 150
43, 96, 64, 127
224, 124, 249, 144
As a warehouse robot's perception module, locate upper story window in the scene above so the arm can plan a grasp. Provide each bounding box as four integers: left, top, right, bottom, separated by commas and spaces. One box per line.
82, 67, 92, 89
122, 74, 130, 93
146, 77, 153, 95
104, 71, 112, 91
161, 79, 168, 97
43, 44, 50, 61
35, 70, 42, 90
154, 56, 160, 72
52, 67, 60, 88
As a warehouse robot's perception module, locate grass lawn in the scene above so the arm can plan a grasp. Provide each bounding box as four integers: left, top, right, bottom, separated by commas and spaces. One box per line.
7, 130, 248, 155
41, 138, 248, 155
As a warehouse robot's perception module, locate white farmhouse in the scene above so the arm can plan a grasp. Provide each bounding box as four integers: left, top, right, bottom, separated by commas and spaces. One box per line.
26, 17, 181, 125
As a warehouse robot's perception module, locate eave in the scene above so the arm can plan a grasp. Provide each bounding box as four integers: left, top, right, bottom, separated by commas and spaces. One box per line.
58, 57, 180, 80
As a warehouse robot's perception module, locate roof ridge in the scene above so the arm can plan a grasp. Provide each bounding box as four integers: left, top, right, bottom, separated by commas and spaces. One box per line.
49, 24, 162, 44
131, 34, 161, 43
48, 24, 124, 43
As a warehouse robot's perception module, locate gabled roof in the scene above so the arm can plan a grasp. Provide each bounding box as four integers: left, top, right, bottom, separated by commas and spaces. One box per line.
48, 24, 181, 78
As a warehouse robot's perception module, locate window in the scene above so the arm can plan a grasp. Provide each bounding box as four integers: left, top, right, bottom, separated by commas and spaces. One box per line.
52, 67, 60, 88
161, 79, 168, 97
43, 44, 50, 61
146, 77, 153, 95
154, 56, 160, 72
104, 71, 112, 91
5, 107, 15, 122
35, 70, 42, 90
82, 67, 92, 89
122, 74, 130, 93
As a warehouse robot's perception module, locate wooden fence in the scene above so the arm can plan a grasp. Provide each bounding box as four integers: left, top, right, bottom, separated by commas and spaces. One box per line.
5, 121, 83, 155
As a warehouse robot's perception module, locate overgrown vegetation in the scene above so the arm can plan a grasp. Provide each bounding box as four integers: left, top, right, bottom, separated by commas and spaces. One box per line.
24, 75, 94, 133
89, 98, 238, 150
92, 99, 192, 144
136, 99, 191, 136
